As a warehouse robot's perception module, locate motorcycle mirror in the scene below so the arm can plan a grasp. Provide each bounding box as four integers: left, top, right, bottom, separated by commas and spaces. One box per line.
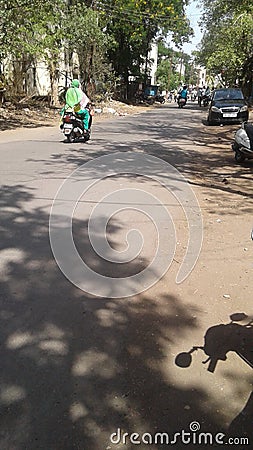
230, 312, 248, 322
175, 352, 192, 368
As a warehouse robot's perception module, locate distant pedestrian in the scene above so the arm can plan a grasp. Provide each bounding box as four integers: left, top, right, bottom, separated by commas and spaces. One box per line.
197, 86, 203, 106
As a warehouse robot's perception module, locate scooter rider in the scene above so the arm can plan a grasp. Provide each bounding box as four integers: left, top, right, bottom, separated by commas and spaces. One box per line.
63, 79, 90, 131
178, 84, 188, 105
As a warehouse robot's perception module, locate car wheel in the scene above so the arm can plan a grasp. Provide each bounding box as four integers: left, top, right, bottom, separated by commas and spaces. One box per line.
207, 115, 213, 125
232, 142, 239, 152
235, 151, 245, 163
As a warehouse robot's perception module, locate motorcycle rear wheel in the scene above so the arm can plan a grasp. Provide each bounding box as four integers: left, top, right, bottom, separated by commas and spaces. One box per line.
66, 131, 75, 143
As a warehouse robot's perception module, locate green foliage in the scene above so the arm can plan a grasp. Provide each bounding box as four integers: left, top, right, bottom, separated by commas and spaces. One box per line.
0, 0, 194, 100
99, 0, 193, 84
63, 1, 111, 88
156, 58, 181, 90
156, 42, 195, 91
0, 0, 65, 58
198, 0, 253, 96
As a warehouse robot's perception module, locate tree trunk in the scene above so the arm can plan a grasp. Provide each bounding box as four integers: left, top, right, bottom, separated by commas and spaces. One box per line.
12, 54, 31, 96
48, 59, 60, 107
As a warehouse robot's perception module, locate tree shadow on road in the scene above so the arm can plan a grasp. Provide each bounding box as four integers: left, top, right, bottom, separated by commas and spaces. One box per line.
0, 184, 246, 450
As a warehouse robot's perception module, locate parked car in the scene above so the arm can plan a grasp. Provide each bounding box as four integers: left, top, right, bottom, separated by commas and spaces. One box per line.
207, 88, 249, 125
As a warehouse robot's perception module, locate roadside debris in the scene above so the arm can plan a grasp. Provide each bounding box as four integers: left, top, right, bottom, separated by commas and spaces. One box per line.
0, 99, 153, 131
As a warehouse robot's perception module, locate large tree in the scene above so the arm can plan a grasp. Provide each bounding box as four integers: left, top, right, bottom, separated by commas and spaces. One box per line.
0, 0, 193, 102
197, 0, 253, 98
0, 0, 108, 103
0, 0, 66, 102
99, 0, 193, 96
61, 1, 111, 95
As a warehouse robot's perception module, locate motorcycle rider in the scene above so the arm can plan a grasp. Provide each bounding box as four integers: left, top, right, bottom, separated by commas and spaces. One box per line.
178, 84, 188, 105
197, 86, 203, 106
201, 85, 211, 107
63, 79, 91, 131
191, 88, 197, 101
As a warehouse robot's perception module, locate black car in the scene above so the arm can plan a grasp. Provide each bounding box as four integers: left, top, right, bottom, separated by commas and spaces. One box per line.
207, 88, 249, 125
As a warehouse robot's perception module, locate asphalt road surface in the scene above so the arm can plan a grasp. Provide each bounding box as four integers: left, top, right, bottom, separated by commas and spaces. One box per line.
0, 102, 253, 450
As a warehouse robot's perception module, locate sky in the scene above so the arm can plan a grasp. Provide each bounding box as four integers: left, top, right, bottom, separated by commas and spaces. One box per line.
182, 0, 203, 55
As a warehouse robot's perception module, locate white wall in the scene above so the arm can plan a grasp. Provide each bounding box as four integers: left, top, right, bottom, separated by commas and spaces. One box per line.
148, 42, 158, 85
197, 66, 206, 87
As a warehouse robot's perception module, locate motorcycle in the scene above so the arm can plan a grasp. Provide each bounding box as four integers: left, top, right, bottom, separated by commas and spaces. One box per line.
61, 104, 93, 143
155, 94, 165, 104
176, 313, 253, 373
190, 92, 197, 102
232, 121, 253, 163
177, 96, 186, 108
135, 92, 155, 105
202, 93, 211, 107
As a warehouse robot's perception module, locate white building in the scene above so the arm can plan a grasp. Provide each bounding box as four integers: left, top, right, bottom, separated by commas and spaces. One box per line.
197, 66, 207, 87
3, 42, 159, 98
148, 42, 158, 85
175, 61, 185, 78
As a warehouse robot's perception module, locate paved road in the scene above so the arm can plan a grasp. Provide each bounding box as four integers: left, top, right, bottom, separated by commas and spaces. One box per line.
0, 102, 253, 449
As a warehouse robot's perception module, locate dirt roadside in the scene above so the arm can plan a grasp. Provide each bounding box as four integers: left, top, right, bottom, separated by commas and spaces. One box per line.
0, 100, 154, 131
0, 99, 252, 133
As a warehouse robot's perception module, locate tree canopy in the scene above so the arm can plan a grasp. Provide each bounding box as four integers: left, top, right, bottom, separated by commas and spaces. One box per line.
0, 0, 193, 102
196, 0, 253, 98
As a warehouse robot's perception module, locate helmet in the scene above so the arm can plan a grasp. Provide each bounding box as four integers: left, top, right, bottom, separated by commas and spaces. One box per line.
74, 102, 81, 112
71, 79, 80, 88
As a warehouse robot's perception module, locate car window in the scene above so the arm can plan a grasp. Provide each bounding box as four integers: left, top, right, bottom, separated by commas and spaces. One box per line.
214, 89, 244, 101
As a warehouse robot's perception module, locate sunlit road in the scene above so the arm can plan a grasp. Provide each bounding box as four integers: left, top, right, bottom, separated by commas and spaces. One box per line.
0, 102, 253, 449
